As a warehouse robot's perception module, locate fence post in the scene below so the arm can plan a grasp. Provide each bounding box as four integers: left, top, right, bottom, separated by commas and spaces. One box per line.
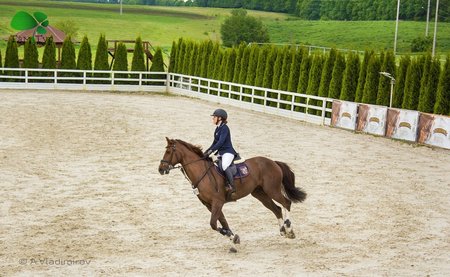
164, 73, 169, 93
321, 98, 327, 125
25, 69, 28, 84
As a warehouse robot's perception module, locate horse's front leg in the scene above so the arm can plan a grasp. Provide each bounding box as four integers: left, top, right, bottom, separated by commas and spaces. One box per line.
210, 202, 240, 253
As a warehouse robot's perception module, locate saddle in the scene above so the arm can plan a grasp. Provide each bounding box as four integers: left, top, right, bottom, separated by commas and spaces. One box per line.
214, 154, 250, 180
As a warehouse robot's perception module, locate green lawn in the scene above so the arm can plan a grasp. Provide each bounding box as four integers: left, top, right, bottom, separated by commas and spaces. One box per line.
0, 0, 449, 59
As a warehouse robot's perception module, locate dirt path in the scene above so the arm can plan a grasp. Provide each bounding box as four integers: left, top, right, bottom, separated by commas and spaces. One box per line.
1, 90, 449, 276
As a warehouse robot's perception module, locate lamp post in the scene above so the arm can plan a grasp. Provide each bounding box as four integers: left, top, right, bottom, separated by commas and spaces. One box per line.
432, 0, 440, 57
120, 0, 123, 15
379, 72, 396, 108
394, 0, 401, 55
426, 0, 431, 36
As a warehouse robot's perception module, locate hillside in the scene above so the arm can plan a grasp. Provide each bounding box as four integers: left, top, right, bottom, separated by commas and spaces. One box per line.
0, 0, 449, 55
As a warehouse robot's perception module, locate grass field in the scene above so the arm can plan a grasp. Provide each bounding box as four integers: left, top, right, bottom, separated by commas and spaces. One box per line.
0, 0, 449, 59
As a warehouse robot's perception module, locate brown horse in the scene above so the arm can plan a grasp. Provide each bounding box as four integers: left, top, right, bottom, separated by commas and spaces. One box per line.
158, 137, 306, 252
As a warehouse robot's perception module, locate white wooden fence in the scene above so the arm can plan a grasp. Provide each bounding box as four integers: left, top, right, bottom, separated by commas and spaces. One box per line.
0, 68, 333, 125
0, 67, 167, 93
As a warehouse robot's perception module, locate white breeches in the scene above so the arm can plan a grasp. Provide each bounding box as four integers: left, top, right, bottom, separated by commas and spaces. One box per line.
221, 153, 234, 171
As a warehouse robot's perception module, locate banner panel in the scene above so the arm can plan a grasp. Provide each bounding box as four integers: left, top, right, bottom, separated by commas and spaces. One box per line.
418, 113, 450, 149
331, 100, 358, 130
386, 109, 419, 142
356, 104, 387, 136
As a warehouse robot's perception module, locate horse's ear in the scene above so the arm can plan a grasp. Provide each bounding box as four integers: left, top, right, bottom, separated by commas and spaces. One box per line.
165, 137, 170, 144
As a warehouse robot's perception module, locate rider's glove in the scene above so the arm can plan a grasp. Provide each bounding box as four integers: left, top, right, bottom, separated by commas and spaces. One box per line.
203, 149, 213, 158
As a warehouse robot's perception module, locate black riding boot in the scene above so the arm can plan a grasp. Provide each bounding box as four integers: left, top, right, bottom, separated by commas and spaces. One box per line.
224, 167, 236, 193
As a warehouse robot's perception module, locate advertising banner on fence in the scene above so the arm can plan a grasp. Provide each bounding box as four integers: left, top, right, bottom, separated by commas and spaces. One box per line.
356, 104, 388, 136
331, 100, 358, 130
417, 113, 450, 149
386, 109, 419, 142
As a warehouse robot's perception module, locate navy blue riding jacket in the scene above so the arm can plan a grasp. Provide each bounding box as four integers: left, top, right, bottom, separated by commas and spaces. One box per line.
207, 123, 237, 156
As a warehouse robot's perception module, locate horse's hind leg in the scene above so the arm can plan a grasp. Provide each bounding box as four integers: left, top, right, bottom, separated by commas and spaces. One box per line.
262, 186, 296, 239
251, 187, 286, 236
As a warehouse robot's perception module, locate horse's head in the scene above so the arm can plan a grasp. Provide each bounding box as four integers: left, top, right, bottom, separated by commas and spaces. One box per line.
158, 137, 181, 175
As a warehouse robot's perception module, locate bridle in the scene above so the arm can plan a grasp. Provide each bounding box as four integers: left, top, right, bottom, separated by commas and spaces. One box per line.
160, 142, 217, 190
160, 142, 205, 171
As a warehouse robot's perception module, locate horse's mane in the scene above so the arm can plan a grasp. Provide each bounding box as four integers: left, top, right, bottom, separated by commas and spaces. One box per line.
176, 139, 204, 157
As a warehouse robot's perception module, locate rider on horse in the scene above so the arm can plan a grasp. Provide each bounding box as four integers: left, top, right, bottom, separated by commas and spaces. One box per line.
204, 109, 238, 195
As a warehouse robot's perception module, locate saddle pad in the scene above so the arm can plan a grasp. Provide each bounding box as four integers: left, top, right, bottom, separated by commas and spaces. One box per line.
215, 162, 250, 179
235, 162, 249, 178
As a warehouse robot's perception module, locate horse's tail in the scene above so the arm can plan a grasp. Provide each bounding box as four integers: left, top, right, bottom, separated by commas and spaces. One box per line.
275, 161, 307, 203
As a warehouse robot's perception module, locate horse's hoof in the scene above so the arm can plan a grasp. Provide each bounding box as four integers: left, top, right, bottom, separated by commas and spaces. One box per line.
286, 231, 296, 239
280, 226, 286, 237
229, 247, 238, 253
233, 234, 240, 244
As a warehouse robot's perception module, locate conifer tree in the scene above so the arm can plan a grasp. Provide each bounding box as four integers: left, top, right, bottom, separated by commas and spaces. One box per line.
232, 43, 246, 83
60, 36, 76, 69
402, 58, 422, 110
113, 42, 128, 84
94, 34, 109, 71
355, 50, 374, 102
200, 40, 213, 78
417, 54, 432, 112
296, 51, 312, 113
193, 41, 204, 77
76, 35, 92, 81
168, 40, 177, 73
23, 37, 39, 69
271, 46, 285, 90
219, 49, 231, 95
306, 54, 324, 114
238, 46, 251, 84
93, 34, 109, 84
297, 52, 311, 94
392, 55, 410, 108
328, 51, 346, 100
254, 45, 269, 88
131, 36, 145, 72
207, 43, 220, 79
278, 46, 294, 92
434, 55, 450, 115
419, 57, 441, 113
262, 46, 277, 89
225, 48, 237, 82
245, 44, 259, 86
60, 36, 76, 82
4, 35, 19, 78
340, 52, 360, 102
187, 43, 198, 76
212, 47, 224, 80
318, 48, 337, 98
23, 37, 38, 82
376, 51, 395, 106
77, 35, 92, 70
182, 41, 193, 75
176, 38, 186, 74
42, 36, 56, 69
287, 47, 303, 92
149, 47, 166, 85
361, 55, 381, 104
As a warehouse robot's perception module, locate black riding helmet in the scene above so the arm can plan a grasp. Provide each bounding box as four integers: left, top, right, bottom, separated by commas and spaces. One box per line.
211, 109, 228, 120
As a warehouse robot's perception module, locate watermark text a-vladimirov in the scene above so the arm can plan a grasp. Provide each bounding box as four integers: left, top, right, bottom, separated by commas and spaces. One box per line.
19, 258, 92, 266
